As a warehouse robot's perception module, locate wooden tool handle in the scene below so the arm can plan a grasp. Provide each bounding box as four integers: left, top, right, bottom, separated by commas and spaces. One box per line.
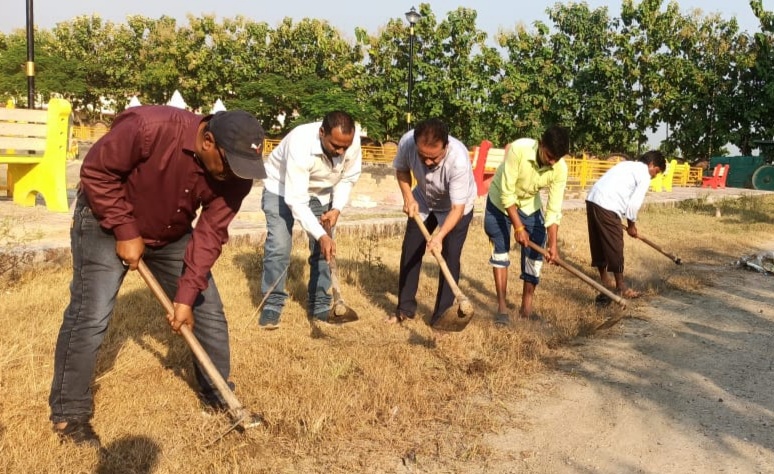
623, 225, 681, 264
137, 260, 246, 416
637, 235, 681, 263
412, 214, 468, 302
329, 256, 344, 303
525, 241, 627, 308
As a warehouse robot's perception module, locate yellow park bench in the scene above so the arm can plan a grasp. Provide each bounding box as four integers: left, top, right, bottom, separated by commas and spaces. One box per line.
0, 98, 72, 212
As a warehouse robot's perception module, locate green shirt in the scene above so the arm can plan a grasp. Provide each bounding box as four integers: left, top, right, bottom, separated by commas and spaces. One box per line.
487, 138, 568, 228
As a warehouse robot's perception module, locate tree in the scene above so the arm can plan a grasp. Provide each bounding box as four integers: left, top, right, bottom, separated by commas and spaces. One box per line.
353, 19, 409, 141
497, 21, 567, 146
655, 10, 741, 159
750, 0, 774, 144
264, 17, 361, 82
412, 6, 503, 145
49, 15, 136, 118
547, 2, 633, 154
0, 4, 767, 157
129, 16, 186, 106
355, 3, 504, 143
0, 32, 30, 101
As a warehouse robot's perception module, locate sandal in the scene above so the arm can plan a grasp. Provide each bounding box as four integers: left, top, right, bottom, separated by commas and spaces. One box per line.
519, 312, 541, 321
494, 313, 511, 327
385, 313, 411, 324
619, 288, 642, 299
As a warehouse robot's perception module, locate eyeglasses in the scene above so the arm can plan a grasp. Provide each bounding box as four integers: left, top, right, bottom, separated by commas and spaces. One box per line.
418, 146, 447, 167
213, 144, 232, 180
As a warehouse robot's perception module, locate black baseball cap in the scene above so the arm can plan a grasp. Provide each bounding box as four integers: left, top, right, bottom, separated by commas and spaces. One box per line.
207, 110, 267, 179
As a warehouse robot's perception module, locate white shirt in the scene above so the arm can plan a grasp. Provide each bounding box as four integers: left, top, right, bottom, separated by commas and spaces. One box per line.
263, 121, 362, 240
587, 160, 650, 222
392, 130, 477, 226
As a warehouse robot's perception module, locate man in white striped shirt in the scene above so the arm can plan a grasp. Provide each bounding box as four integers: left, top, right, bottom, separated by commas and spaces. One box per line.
585, 150, 666, 301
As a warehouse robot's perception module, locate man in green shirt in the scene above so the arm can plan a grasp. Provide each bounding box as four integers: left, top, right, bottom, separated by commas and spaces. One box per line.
483, 125, 570, 325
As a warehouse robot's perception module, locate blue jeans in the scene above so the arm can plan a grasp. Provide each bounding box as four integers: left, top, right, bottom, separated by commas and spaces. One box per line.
260, 189, 331, 317
483, 197, 547, 285
49, 195, 231, 423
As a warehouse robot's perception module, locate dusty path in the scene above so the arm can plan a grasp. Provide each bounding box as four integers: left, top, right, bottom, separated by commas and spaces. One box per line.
484, 262, 774, 473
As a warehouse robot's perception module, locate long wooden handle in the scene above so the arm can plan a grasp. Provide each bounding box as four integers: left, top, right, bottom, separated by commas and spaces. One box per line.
525, 241, 627, 308
137, 260, 246, 416
637, 235, 681, 264
623, 225, 681, 264
329, 256, 344, 303
412, 214, 468, 302
250, 266, 288, 320
324, 227, 344, 304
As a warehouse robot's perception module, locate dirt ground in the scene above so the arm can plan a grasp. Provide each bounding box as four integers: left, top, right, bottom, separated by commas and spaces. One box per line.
479, 262, 774, 473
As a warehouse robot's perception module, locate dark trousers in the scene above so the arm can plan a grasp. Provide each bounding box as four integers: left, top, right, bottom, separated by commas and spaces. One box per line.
49, 197, 230, 423
586, 200, 625, 273
397, 210, 473, 324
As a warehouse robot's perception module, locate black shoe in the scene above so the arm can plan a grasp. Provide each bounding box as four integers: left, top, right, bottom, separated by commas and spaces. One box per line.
198, 384, 234, 413
258, 309, 281, 330
53, 420, 101, 448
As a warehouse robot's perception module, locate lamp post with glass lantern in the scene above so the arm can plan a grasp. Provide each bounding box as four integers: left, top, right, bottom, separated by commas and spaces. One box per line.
405, 6, 421, 131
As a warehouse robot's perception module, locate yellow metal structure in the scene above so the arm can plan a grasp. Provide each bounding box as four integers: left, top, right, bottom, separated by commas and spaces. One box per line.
0, 98, 73, 212
69, 128, 705, 191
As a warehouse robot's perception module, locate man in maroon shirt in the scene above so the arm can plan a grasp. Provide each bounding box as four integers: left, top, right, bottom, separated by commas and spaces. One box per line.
49, 106, 266, 448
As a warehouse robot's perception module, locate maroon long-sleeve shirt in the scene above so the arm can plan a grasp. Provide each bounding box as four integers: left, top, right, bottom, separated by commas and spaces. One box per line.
79, 106, 252, 306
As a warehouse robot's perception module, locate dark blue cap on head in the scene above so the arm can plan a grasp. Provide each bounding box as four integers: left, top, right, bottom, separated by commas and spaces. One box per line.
208, 110, 267, 179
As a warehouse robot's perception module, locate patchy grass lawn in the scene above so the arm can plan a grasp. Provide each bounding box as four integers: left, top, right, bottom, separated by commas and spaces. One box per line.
1, 194, 773, 473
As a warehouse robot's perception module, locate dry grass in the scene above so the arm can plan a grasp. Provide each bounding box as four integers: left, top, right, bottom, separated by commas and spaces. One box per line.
2, 194, 774, 473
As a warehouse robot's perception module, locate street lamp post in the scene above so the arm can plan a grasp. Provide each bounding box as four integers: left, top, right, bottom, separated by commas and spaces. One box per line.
405, 6, 421, 131
26, 0, 36, 108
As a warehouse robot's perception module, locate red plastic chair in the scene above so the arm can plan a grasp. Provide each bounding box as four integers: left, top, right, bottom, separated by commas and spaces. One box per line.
471, 140, 492, 196
701, 164, 729, 189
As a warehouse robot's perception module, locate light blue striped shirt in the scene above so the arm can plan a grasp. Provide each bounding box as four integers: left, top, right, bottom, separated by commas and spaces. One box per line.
392, 130, 477, 225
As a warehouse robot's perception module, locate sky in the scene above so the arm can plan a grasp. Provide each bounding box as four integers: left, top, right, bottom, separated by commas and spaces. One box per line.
1, 1, 766, 150
0, 0, 766, 38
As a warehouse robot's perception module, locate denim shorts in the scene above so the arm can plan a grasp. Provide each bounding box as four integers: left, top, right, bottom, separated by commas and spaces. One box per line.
483, 197, 547, 284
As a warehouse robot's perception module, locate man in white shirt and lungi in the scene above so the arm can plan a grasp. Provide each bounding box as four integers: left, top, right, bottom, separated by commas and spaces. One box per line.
585, 150, 666, 302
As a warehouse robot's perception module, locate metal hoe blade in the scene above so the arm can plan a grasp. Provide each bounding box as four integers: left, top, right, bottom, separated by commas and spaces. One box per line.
329, 255, 359, 323
206, 409, 266, 446
432, 300, 475, 332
